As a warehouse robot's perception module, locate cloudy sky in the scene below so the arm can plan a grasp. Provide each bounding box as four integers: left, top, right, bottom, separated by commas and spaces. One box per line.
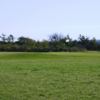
0, 0, 100, 40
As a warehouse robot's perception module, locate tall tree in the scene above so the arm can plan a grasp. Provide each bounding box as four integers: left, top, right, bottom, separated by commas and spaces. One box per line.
7, 34, 14, 43
0, 34, 7, 43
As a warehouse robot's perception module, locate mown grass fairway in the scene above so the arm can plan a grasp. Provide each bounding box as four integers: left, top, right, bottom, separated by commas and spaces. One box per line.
0, 52, 100, 100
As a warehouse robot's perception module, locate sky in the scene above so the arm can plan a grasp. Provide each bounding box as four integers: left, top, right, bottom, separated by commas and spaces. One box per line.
0, 0, 100, 40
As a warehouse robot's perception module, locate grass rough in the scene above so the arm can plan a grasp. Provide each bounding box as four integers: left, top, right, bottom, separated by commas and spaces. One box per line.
0, 52, 100, 100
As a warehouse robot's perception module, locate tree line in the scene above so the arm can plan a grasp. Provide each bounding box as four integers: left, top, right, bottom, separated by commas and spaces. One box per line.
0, 33, 100, 52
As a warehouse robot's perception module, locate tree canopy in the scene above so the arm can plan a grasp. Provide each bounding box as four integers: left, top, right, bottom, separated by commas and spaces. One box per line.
0, 33, 100, 52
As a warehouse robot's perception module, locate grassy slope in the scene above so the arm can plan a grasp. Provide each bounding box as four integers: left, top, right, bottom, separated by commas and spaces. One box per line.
0, 52, 100, 100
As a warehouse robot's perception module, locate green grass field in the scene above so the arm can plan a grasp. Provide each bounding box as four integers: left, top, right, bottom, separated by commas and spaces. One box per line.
0, 52, 100, 100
